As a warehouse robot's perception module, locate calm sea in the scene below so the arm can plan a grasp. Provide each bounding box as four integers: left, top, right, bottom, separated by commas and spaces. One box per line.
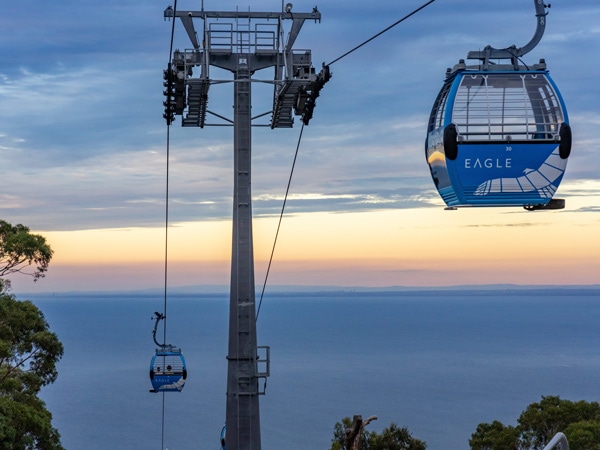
27, 288, 600, 450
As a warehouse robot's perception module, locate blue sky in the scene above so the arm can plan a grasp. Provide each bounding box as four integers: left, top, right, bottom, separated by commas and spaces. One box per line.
2, 0, 598, 233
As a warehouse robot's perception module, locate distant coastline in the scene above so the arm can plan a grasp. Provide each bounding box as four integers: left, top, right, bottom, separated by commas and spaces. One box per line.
20, 284, 600, 299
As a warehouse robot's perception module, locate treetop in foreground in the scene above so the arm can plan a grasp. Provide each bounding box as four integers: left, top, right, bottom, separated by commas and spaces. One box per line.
0, 292, 64, 449
0, 219, 53, 292
330, 416, 427, 450
470, 395, 600, 450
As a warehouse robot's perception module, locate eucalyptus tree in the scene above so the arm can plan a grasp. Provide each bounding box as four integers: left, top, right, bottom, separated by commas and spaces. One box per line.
0, 219, 62, 448
470, 396, 600, 450
0, 219, 53, 293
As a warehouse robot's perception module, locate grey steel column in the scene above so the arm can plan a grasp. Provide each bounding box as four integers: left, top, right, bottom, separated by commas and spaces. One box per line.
226, 64, 261, 449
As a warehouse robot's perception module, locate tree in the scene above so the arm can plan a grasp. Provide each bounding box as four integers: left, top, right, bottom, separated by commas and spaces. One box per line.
563, 421, 600, 450
369, 423, 427, 450
0, 293, 64, 449
0, 220, 53, 293
330, 417, 427, 450
518, 396, 600, 449
469, 396, 600, 450
331, 417, 368, 450
469, 420, 520, 450
0, 219, 63, 449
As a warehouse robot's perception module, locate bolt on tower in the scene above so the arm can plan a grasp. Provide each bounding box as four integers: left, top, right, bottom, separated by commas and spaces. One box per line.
163, 4, 330, 449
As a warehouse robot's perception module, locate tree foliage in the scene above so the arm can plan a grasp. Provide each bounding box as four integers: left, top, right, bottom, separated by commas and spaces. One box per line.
330, 417, 427, 450
469, 420, 520, 450
0, 292, 64, 449
563, 421, 600, 450
368, 422, 427, 450
470, 396, 600, 450
331, 417, 364, 450
0, 220, 53, 292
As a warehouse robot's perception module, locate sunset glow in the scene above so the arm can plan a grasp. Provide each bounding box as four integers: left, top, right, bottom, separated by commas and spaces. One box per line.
2, 1, 599, 293
12, 179, 598, 293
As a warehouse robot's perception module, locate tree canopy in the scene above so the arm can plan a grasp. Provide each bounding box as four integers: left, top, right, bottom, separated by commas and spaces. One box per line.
0, 292, 64, 449
0, 219, 62, 449
369, 423, 427, 450
0, 220, 53, 292
330, 417, 427, 450
470, 396, 600, 450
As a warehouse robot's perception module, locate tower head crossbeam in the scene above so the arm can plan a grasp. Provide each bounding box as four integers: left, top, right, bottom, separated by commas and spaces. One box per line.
163, 6, 330, 128
166, 9, 322, 50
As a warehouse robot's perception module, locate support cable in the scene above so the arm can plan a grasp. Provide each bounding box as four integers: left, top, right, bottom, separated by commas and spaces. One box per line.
256, 122, 305, 321
255, 2, 436, 320
159, 2, 178, 449
255, 1, 436, 320
160, 130, 171, 450
327, 0, 436, 66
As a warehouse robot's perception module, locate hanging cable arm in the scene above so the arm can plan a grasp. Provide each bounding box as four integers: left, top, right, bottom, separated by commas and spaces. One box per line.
151, 312, 167, 348
467, 0, 550, 65
327, 0, 437, 66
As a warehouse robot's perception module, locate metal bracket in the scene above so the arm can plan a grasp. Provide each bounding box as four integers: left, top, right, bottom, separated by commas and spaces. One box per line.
164, 7, 327, 128
255, 345, 270, 395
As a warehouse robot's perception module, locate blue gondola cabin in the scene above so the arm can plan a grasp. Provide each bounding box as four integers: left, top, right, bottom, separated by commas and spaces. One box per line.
149, 349, 187, 393
425, 59, 571, 209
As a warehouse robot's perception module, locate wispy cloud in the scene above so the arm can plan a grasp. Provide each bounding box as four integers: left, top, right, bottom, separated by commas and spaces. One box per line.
0, 0, 598, 234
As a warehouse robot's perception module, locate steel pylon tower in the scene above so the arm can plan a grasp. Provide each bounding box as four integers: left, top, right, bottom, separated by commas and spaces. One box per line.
163, 4, 330, 449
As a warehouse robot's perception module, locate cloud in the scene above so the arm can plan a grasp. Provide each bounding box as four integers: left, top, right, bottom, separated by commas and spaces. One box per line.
573, 206, 600, 213
0, 63, 166, 164
1, 0, 598, 234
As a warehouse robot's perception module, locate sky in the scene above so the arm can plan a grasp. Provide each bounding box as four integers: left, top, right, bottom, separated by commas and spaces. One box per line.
1, 0, 599, 292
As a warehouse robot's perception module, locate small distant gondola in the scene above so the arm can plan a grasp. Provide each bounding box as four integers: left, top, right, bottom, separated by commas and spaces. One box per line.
149, 348, 187, 393
149, 312, 187, 393
425, 0, 571, 210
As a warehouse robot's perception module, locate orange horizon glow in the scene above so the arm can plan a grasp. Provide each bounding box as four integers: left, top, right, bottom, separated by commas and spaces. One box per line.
10, 183, 600, 293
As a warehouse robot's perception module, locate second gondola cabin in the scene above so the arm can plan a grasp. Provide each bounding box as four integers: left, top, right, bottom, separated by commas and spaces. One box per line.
425, 59, 571, 209
149, 348, 187, 393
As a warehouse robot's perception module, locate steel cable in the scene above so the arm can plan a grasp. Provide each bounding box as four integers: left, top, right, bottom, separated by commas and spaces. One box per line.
160, 1, 178, 449
327, 0, 436, 66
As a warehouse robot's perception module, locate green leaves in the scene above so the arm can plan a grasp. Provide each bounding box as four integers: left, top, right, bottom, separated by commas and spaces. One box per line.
0, 391, 63, 450
0, 220, 53, 290
469, 421, 520, 450
0, 293, 64, 449
330, 417, 427, 450
470, 396, 600, 450
0, 295, 63, 395
0, 221, 62, 448
368, 423, 427, 450
564, 421, 600, 450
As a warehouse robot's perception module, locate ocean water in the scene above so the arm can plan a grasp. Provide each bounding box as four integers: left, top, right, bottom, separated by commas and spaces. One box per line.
28, 289, 600, 450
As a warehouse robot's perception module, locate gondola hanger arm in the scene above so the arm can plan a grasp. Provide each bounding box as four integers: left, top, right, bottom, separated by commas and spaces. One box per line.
151, 311, 167, 348
467, 0, 550, 64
